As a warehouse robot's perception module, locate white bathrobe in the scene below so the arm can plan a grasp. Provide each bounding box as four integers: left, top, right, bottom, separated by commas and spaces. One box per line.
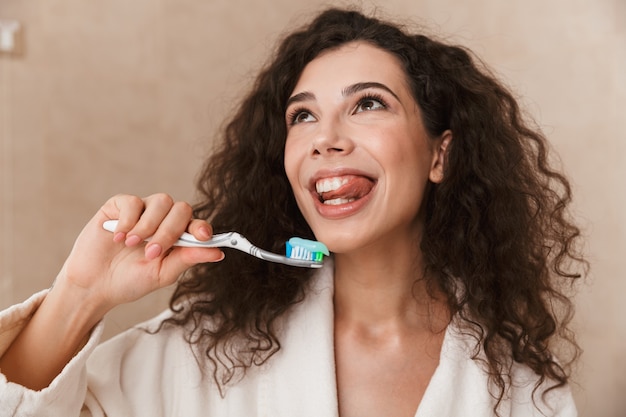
0, 263, 577, 417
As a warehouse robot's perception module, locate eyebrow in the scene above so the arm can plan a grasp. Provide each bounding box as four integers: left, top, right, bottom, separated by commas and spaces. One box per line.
285, 91, 315, 108
342, 82, 400, 101
285, 81, 400, 108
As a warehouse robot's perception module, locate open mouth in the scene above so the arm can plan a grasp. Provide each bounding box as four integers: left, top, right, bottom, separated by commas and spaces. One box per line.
314, 175, 376, 205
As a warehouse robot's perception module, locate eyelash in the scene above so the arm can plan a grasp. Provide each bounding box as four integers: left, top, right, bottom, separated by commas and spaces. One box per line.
286, 106, 311, 126
355, 93, 388, 112
286, 92, 389, 126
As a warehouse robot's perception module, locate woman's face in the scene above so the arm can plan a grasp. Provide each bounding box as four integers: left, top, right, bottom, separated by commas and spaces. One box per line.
284, 42, 447, 254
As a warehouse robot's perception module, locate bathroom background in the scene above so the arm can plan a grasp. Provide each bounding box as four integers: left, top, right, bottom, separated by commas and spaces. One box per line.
1, 0, 624, 415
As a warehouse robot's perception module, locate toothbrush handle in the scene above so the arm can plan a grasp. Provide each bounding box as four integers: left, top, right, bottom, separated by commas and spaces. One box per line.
102, 220, 238, 248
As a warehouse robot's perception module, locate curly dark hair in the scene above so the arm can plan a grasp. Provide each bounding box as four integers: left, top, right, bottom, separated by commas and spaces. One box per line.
161, 7, 585, 413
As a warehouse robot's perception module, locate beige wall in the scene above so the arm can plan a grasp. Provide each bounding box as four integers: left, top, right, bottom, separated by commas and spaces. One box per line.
1, 0, 624, 415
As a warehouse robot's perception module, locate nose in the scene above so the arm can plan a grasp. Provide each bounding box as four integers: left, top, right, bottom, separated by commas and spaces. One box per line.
311, 119, 355, 157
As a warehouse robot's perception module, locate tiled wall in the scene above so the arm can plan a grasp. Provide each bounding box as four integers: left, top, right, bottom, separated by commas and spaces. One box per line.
1, 0, 624, 415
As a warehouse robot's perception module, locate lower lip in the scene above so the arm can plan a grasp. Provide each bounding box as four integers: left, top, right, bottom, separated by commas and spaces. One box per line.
311, 185, 375, 219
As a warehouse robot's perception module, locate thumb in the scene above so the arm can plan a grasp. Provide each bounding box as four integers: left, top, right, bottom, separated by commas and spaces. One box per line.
156, 247, 225, 287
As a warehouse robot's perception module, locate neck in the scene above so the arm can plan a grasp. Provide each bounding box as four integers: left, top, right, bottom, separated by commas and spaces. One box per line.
332, 235, 448, 335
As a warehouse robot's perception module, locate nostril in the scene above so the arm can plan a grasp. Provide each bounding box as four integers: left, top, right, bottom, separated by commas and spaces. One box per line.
310, 130, 352, 156
311, 146, 344, 156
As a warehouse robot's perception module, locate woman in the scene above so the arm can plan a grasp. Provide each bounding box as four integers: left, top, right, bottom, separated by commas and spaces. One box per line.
0, 7, 584, 416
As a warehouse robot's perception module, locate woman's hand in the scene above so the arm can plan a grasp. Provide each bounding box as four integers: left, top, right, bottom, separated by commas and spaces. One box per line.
56, 193, 224, 316
0, 193, 223, 390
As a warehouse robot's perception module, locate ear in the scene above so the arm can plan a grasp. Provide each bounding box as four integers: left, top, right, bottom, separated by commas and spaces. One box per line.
429, 130, 452, 184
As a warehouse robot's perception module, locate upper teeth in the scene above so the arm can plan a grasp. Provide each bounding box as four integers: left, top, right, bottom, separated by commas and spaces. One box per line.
315, 177, 348, 194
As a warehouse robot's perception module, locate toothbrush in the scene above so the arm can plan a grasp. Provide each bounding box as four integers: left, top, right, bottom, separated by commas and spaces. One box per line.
102, 220, 328, 268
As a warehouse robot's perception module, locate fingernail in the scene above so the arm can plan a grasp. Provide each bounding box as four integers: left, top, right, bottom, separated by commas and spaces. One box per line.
125, 235, 142, 246
215, 251, 225, 262
113, 232, 126, 243
145, 243, 162, 260
198, 226, 210, 240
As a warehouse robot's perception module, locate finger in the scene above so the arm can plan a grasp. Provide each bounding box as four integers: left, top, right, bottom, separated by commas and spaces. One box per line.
99, 194, 145, 242
187, 219, 213, 241
124, 193, 179, 247
142, 200, 193, 260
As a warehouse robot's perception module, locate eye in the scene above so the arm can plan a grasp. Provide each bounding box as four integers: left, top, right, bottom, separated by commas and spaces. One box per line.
287, 108, 317, 125
354, 94, 387, 113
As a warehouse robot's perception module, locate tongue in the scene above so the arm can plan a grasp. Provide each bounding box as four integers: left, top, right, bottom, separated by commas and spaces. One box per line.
320, 176, 374, 201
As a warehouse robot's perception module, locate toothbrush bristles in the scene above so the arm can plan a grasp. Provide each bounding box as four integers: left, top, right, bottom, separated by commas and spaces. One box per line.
286, 243, 324, 262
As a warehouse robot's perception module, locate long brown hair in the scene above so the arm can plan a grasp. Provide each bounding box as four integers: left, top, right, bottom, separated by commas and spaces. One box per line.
162, 7, 585, 412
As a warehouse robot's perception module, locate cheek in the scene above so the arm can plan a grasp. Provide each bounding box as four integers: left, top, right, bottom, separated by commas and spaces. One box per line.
368, 135, 420, 172
283, 141, 301, 188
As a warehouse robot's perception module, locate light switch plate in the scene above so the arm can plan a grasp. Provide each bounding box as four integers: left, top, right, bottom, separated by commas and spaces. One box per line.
0, 20, 23, 56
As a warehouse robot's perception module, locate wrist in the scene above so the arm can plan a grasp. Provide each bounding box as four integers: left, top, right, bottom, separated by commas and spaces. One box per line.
47, 275, 110, 337
0, 274, 107, 390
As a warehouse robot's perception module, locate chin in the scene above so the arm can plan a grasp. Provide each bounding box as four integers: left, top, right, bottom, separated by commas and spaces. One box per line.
307, 225, 367, 255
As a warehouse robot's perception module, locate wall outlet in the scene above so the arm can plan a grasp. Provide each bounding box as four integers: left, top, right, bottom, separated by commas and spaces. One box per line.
0, 20, 23, 56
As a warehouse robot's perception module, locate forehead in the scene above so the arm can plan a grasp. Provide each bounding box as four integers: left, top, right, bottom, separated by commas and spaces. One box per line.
292, 42, 410, 93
